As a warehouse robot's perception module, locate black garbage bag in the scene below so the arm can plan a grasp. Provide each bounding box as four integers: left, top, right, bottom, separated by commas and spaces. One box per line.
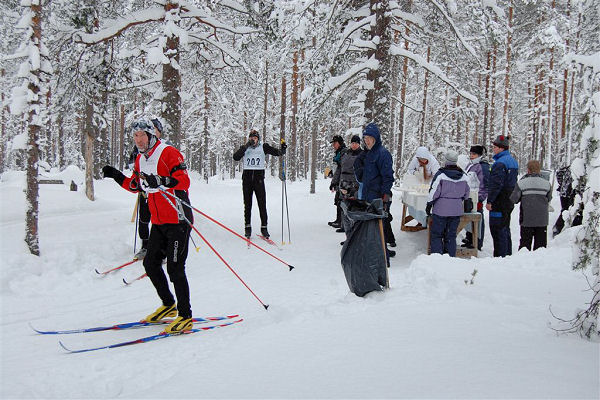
340, 199, 389, 297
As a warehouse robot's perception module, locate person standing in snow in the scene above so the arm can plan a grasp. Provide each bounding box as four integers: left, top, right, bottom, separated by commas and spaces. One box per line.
102, 118, 194, 334
486, 135, 519, 257
407, 146, 440, 182
510, 160, 552, 251
462, 145, 490, 250
426, 150, 471, 257
127, 117, 165, 260
337, 134, 363, 237
233, 129, 287, 239
353, 123, 396, 258
328, 135, 347, 229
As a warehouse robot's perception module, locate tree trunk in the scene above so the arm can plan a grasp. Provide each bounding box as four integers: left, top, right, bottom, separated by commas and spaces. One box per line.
482, 50, 491, 141
262, 60, 268, 138
1, 69, 5, 174
290, 51, 298, 182
364, 0, 392, 140
203, 79, 210, 183
24, 2, 46, 256
279, 76, 287, 181
419, 46, 431, 143
501, 1, 513, 137
162, 2, 182, 148
489, 44, 498, 139
310, 119, 317, 194
119, 104, 125, 170
84, 100, 95, 201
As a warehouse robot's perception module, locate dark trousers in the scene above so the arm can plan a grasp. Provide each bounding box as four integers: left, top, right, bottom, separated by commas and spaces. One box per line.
430, 215, 461, 257
138, 193, 151, 249
519, 226, 547, 251
383, 201, 395, 244
143, 223, 192, 319
242, 171, 268, 227
489, 193, 513, 257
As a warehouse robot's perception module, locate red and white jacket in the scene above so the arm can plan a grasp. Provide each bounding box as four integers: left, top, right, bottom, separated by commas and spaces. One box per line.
122, 140, 191, 225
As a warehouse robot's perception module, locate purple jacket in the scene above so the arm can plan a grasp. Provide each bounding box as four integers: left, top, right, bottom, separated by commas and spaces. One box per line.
427, 166, 470, 217
465, 157, 489, 202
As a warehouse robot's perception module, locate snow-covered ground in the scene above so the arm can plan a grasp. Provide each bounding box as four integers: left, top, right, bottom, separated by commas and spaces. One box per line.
1, 169, 598, 399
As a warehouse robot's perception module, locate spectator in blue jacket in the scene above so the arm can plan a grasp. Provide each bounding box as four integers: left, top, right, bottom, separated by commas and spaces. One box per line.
485, 135, 519, 257
426, 150, 471, 257
354, 123, 395, 257
462, 145, 490, 250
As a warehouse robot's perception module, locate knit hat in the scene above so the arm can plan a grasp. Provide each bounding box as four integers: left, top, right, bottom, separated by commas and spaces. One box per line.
469, 145, 485, 156
492, 135, 510, 149
350, 135, 361, 144
330, 135, 344, 145
249, 129, 259, 139
445, 150, 459, 165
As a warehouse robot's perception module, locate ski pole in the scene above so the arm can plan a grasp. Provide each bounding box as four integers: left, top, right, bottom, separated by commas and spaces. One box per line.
157, 188, 294, 271
133, 194, 140, 255
284, 175, 291, 244
158, 191, 269, 310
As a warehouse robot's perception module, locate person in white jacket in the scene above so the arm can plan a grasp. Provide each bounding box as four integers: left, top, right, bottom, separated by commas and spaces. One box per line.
407, 146, 440, 182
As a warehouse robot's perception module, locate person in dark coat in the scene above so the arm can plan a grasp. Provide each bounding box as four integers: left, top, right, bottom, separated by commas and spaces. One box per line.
510, 160, 552, 250
337, 135, 363, 236
486, 135, 519, 257
426, 150, 471, 257
328, 135, 347, 229
462, 144, 490, 250
233, 129, 287, 239
354, 123, 395, 257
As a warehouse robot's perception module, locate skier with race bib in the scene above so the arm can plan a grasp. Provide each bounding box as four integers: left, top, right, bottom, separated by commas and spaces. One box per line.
233, 129, 287, 239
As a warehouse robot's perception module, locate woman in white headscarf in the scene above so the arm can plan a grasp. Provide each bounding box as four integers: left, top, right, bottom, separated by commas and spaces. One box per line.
406, 146, 440, 182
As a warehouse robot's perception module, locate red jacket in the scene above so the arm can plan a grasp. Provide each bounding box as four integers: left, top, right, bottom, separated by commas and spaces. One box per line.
122, 140, 191, 225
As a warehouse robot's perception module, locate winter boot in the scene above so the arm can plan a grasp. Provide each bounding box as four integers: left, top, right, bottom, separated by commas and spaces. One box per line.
164, 316, 193, 334
260, 226, 270, 239
134, 247, 147, 260
245, 224, 252, 239
144, 304, 177, 323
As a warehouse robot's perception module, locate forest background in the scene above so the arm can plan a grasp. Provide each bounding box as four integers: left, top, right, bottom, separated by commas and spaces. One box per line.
1, 0, 599, 338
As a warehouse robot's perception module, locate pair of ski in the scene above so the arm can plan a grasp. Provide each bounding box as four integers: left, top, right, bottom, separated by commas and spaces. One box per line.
95, 258, 147, 285
31, 314, 243, 353
247, 235, 278, 248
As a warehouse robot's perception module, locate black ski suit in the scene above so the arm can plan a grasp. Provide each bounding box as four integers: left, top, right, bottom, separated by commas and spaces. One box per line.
233, 142, 286, 227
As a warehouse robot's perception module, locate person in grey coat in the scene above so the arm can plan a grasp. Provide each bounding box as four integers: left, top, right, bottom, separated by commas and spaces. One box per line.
510, 160, 552, 251
426, 150, 471, 257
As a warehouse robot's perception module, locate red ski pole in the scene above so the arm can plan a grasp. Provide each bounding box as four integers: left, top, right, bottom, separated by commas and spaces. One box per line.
158, 188, 294, 271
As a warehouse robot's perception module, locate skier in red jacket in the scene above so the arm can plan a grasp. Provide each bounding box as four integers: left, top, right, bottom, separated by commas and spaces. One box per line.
102, 118, 194, 334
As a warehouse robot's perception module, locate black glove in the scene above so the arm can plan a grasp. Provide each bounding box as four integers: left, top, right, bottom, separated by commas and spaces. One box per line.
425, 202, 432, 216
463, 198, 474, 213
280, 139, 287, 153
245, 140, 253, 148
329, 183, 335, 191
143, 173, 178, 189
102, 165, 125, 185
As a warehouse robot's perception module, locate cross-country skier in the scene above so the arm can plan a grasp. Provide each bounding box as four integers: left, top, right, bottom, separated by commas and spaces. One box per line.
102, 118, 194, 334
232, 129, 287, 239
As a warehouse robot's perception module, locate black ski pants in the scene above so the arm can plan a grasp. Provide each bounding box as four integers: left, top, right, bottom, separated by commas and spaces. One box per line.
138, 193, 151, 249
519, 226, 547, 251
143, 223, 192, 319
242, 170, 268, 227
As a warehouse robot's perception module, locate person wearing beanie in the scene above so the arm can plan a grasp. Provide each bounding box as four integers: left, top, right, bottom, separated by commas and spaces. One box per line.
510, 160, 552, 251
327, 134, 347, 229
101, 118, 195, 334
336, 134, 364, 236
425, 149, 471, 257
486, 135, 519, 257
354, 123, 396, 258
462, 144, 490, 250
233, 129, 287, 239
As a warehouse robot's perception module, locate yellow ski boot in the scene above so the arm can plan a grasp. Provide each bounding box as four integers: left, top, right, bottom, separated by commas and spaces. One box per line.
164, 316, 193, 334
144, 304, 177, 323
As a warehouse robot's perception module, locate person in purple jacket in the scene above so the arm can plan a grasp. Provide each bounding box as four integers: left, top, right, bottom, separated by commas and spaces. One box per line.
462, 145, 490, 250
426, 150, 471, 257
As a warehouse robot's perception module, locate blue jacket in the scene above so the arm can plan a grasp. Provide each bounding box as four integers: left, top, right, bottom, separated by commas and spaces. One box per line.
354, 124, 394, 202
487, 150, 518, 204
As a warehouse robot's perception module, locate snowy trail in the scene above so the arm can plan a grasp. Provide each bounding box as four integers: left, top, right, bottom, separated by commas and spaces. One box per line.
1, 171, 598, 399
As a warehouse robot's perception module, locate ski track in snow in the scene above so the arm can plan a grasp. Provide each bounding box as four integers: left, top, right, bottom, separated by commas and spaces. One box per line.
1, 171, 598, 399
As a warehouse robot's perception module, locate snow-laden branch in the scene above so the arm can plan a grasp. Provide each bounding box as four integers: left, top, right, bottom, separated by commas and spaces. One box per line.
325, 56, 377, 95
215, 0, 249, 14
73, 7, 165, 45
390, 45, 478, 104
426, 0, 479, 61
181, 2, 257, 35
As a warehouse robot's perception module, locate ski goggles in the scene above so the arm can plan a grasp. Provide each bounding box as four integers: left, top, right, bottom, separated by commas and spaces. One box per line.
130, 121, 154, 134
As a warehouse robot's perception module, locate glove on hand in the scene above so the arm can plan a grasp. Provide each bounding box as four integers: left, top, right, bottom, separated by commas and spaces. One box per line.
280, 139, 287, 153
102, 166, 125, 185
382, 193, 391, 203
245, 140, 254, 148
425, 202, 432, 216
143, 173, 178, 189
